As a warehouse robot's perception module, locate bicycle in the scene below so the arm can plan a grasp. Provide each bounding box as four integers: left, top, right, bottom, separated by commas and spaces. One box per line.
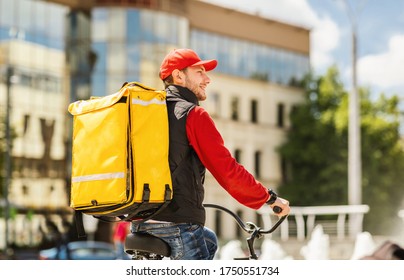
124, 203, 288, 260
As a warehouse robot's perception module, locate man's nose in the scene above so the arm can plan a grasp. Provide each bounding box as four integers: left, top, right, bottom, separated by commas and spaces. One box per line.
204, 73, 211, 84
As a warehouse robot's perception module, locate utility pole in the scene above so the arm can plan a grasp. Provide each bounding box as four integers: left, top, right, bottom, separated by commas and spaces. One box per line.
348, 15, 362, 237
341, 0, 367, 237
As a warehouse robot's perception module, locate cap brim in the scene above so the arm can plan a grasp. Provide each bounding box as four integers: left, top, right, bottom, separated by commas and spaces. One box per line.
192, 59, 218, 72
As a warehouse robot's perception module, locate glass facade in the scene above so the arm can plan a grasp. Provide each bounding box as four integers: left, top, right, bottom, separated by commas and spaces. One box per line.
66, 10, 93, 101
0, 0, 67, 95
65, 6, 310, 98
191, 29, 310, 86
0, 0, 69, 249
0, 0, 66, 49
90, 8, 188, 97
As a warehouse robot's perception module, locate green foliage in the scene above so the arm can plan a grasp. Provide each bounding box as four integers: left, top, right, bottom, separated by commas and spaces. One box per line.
0, 115, 4, 199
278, 66, 404, 235
0, 114, 16, 200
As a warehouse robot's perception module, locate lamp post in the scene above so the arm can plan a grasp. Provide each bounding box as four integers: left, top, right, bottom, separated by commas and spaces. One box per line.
340, 0, 367, 237
348, 17, 362, 237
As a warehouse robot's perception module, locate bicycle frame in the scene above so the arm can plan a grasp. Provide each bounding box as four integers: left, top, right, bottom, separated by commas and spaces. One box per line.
124, 203, 288, 260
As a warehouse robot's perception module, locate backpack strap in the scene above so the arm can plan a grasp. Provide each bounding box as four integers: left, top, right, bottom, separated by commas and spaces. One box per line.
93, 184, 172, 224
74, 210, 87, 238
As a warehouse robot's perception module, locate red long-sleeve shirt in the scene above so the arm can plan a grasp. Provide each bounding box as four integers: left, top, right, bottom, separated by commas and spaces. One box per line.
186, 106, 270, 209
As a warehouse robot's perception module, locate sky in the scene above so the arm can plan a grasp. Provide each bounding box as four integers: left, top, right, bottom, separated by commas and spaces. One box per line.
202, 0, 404, 99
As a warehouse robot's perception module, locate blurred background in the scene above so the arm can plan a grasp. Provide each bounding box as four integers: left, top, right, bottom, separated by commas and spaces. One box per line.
0, 0, 403, 260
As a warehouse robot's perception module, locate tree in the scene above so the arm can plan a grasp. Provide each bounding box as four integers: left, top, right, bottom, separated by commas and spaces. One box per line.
0, 114, 16, 212
0, 115, 5, 200
278, 66, 404, 235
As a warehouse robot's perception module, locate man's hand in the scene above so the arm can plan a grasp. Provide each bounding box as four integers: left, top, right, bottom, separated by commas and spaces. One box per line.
271, 197, 290, 217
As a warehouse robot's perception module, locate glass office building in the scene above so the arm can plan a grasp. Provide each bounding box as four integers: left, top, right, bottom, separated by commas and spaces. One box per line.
66, 6, 309, 98
0, 0, 69, 249
0, 0, 66, 94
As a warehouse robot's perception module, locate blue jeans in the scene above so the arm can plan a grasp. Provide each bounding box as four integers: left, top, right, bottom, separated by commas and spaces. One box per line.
131, 222, 218, 260
115, 241, 130, 260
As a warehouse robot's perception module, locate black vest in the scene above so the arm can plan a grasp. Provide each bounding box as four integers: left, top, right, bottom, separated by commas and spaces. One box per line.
153, 85, 206, 225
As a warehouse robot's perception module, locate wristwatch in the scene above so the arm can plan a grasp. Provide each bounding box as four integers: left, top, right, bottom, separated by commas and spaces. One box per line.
266, 189, 278, 205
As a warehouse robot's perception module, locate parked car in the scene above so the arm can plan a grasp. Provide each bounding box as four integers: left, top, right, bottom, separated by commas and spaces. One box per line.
39, 241, 119, 260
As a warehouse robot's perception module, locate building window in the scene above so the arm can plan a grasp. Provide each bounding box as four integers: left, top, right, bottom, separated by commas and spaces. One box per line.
290, 104, 298, 129
23, 114, 30, 135
251, 99, 258, 123
277, 103, 284, 128
191, 29, 310, 87
206, 92, 220, 117
236, 209, 243, 238
234, 149, 242, 163
254, 151, 261, 178
255, 212, 263, 228
215, 209, 222, 238
231, 96, 239, 121
22, 185, 29, 196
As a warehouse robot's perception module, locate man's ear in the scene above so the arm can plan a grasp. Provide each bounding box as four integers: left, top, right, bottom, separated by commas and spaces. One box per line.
172, 69, 184, 84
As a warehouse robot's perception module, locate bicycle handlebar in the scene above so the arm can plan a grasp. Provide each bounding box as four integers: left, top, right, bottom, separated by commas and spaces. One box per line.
203, 203, 287, 234
203, 203, 288, 259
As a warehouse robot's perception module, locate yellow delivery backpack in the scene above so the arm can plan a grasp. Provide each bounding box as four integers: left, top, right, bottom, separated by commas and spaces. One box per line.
68, 82, 172, 237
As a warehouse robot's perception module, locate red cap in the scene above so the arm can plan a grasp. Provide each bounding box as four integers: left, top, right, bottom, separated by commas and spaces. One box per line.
159, 48, 218, 80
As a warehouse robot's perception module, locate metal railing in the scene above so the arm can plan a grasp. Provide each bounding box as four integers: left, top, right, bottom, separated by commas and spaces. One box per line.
259, 204, 370, 241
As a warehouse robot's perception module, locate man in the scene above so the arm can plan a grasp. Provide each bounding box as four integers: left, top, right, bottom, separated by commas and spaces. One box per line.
132, 48, 290, 260
113, 221, 130, 259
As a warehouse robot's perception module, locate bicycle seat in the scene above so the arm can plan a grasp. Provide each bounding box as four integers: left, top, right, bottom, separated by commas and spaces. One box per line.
124, 233, 171, 257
